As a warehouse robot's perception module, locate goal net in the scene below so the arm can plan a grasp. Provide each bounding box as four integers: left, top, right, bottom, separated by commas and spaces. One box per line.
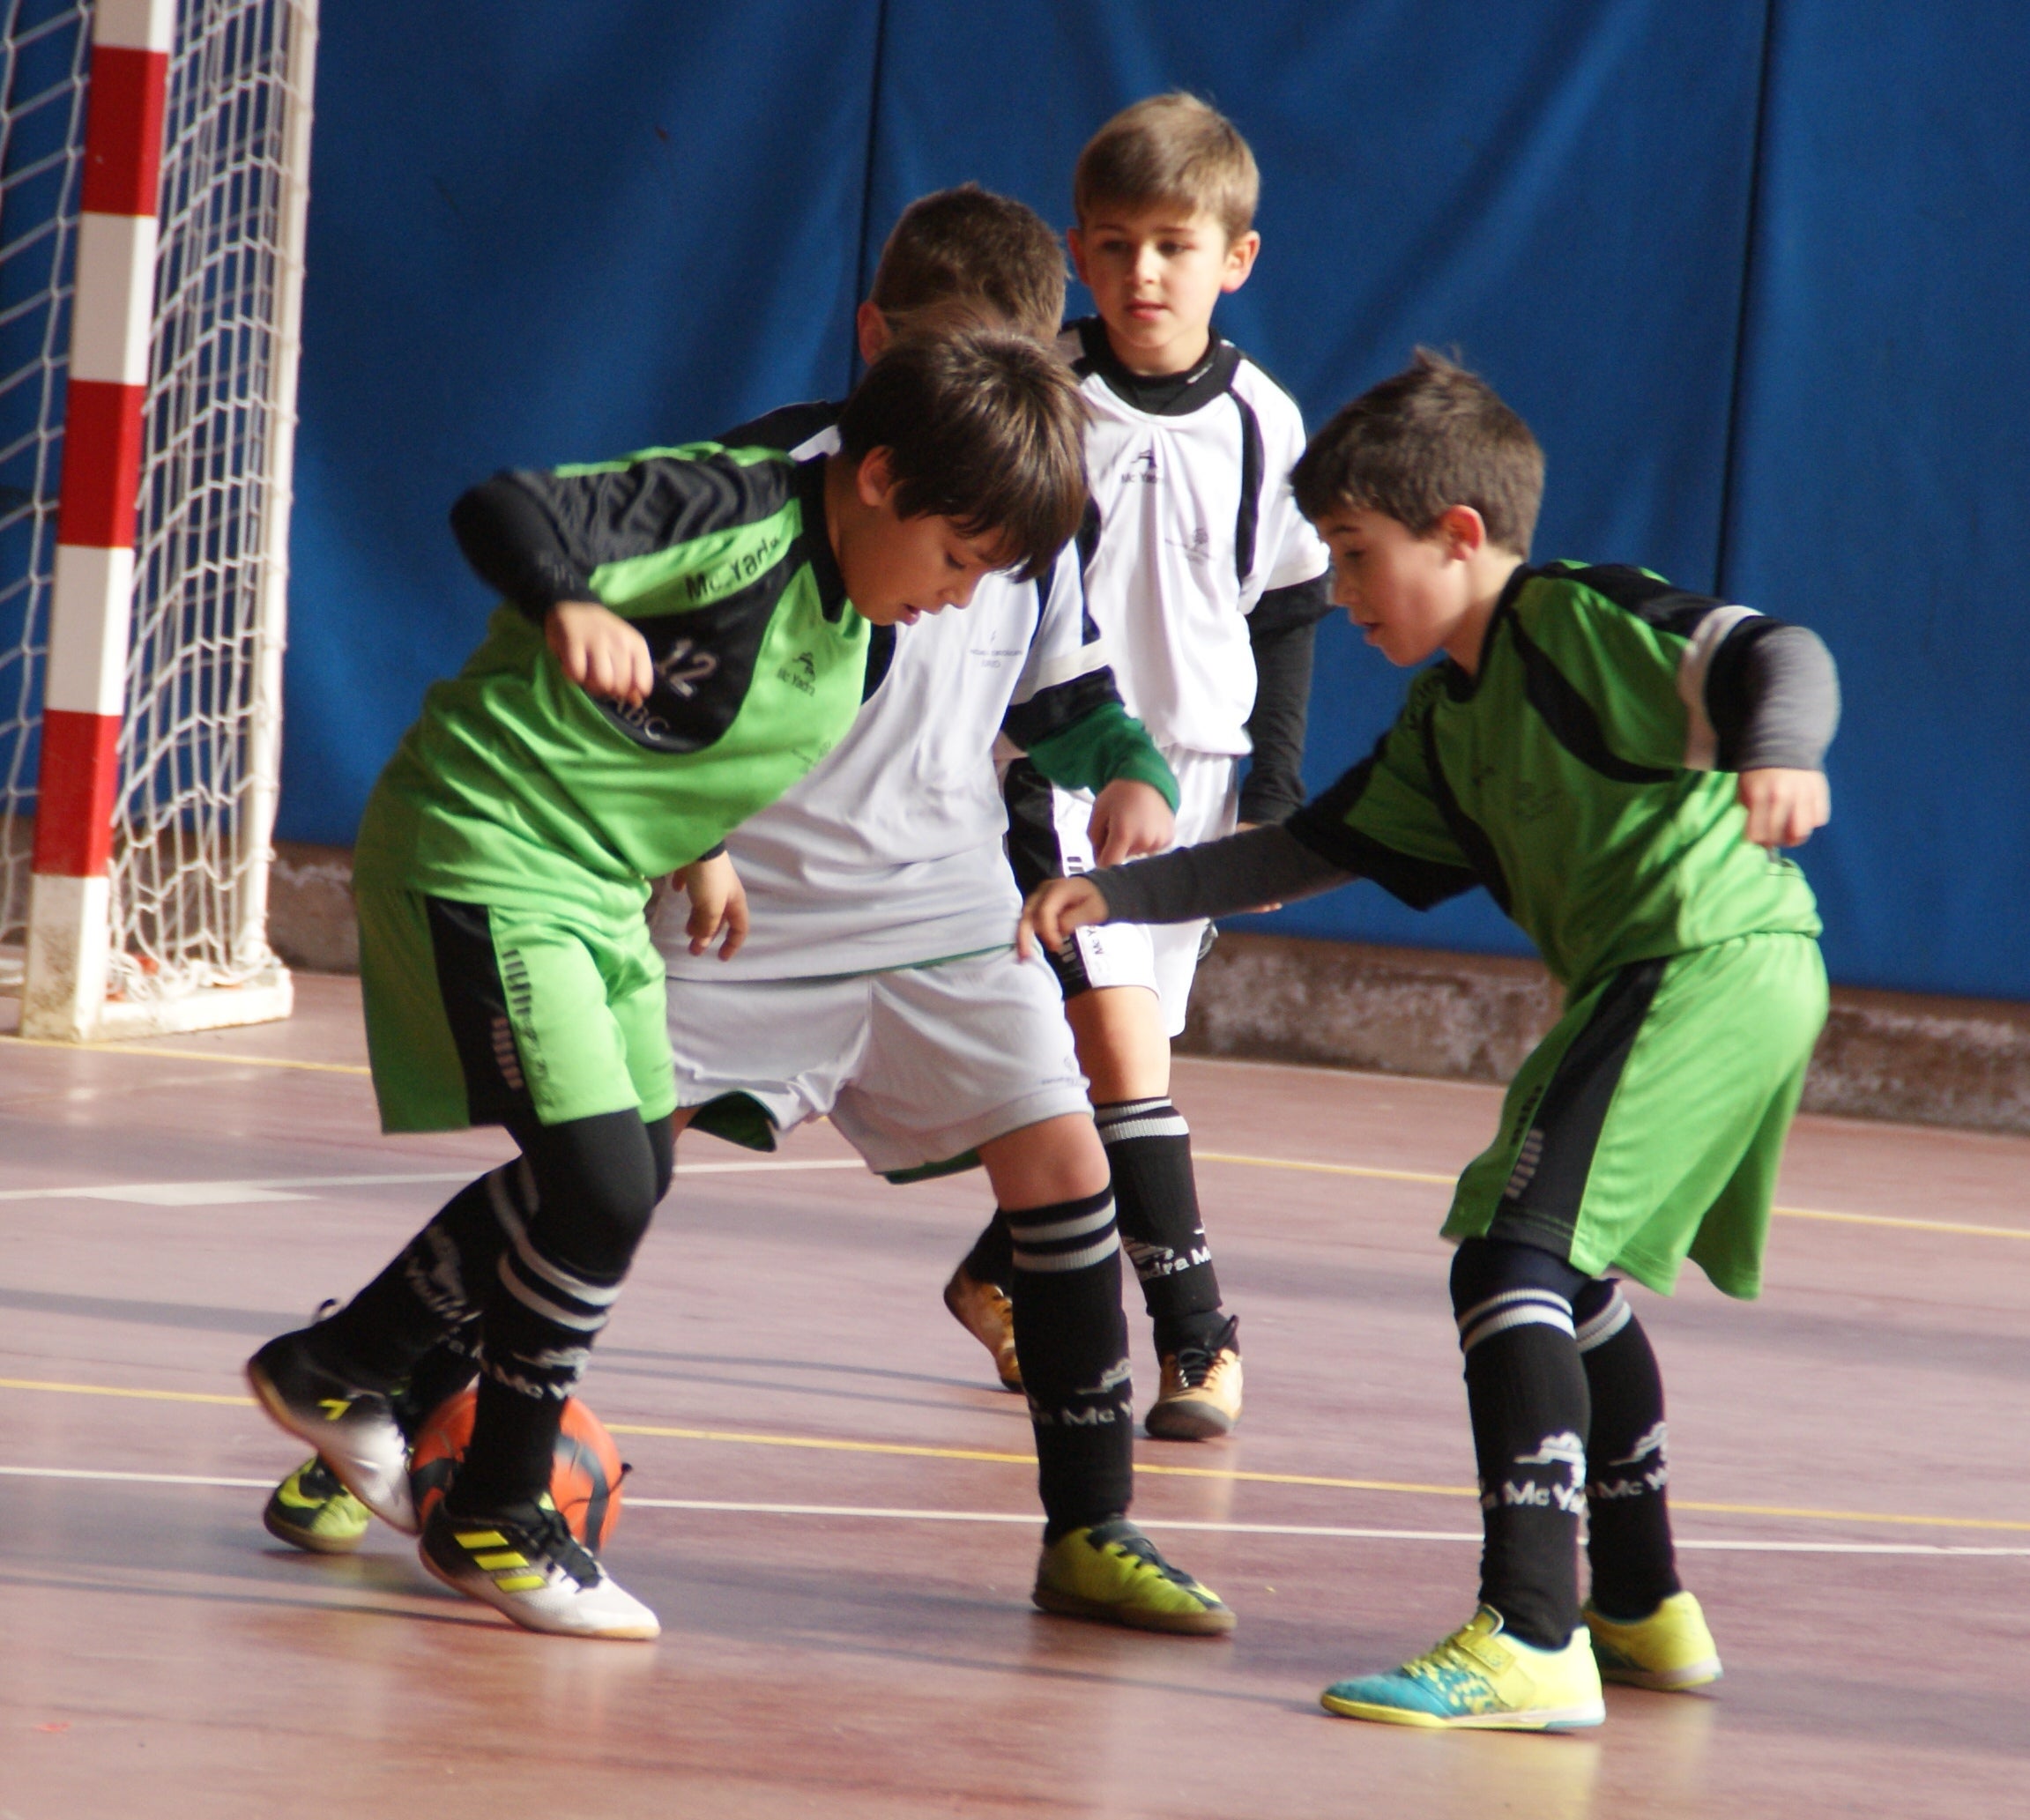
1, 0, 316, 1037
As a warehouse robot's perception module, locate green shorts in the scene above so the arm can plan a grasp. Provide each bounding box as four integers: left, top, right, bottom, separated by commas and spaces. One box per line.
355, 884, 677, 1134
1442, 932, 1827, 1300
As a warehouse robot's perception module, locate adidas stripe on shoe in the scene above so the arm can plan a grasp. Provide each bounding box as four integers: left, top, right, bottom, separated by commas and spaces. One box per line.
420, 1493, 659, 1640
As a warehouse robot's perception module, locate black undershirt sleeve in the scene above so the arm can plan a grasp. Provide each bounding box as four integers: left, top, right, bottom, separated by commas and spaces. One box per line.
1239, 575, 1334, 823
449, 473, 597, 624
1704, 620, 1840, 771
1084, 824, 1352, 926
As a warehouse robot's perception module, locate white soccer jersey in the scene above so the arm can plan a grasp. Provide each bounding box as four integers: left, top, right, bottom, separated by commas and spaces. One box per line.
657, 462, 1105, 980
1061, 317, 1329, 760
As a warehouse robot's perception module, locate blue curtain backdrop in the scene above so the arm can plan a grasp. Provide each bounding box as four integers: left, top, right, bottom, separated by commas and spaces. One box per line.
271, 0, 2030, 999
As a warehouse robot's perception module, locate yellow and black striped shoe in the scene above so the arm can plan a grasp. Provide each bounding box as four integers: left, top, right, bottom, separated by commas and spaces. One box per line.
419, 1492, 659, 1639
263, 1457, 372, 1554
1032, 1518, 1235, 1635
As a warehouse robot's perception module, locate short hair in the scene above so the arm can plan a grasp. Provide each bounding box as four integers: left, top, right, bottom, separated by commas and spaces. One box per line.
1291, 350, 1544, 555
1074, 93, 1260, 242
868, 184, 1066, 344
837, 323, 1089, 583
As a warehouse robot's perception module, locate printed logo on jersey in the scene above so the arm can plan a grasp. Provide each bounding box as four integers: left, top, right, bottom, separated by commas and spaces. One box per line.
777, 650, 818, 695
682, 526, 788, 605
1164, 521, 1213, 566
1128, 444, 1160, 484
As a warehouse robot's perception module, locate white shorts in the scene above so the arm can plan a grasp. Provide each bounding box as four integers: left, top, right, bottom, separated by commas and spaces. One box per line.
666, 947, 1089, 1178
1037, 748, 1238, 1038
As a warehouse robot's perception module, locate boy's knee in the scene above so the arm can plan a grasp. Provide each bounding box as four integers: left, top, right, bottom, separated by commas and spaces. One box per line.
1448, 1235, 1591, 1322
513, 1109, 666, 1279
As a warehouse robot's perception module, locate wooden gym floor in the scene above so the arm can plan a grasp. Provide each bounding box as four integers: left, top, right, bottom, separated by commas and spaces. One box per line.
2, 973, 2025, 1816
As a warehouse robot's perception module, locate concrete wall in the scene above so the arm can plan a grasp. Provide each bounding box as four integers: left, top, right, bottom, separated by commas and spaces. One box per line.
267, 842, 2030, 1135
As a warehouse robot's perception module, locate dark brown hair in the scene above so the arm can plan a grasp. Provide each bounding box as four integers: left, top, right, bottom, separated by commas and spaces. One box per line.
837, 323, 1089, 581
1291, 349, 1544, 555
1074, 92, 1260, 241
869, 184, 1066, 344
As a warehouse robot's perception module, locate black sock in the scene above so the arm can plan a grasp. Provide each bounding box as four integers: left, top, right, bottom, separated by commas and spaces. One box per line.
1451, 1237, 1591, 1651
1575, 1281, 1682, 1620
390, 1319, 482, 1442
451, 1111, 664, 1515
959, 1212, 1014, 1288
309, 1164, 529, 1386
1094, 1098, 1224, 1356
1005, 1187, 1133, 1541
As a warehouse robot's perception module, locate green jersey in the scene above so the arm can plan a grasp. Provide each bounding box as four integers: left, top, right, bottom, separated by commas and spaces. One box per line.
1285, 562, 1822, 996
354, 444, 868, 921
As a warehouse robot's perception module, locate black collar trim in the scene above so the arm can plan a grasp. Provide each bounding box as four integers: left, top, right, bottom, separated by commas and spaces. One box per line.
793, 454, 849, 621
1441, 563, 1540, 700
1070, 316, 1241, 417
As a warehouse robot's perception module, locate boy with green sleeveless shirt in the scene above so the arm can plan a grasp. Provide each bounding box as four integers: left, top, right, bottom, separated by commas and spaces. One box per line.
248, 326, 1089, 1640
1022, 350, 1840, 1728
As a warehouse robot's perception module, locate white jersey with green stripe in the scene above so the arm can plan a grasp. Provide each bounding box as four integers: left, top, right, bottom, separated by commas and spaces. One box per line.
354, 443, 867, 922
1285, 561, 1823, 996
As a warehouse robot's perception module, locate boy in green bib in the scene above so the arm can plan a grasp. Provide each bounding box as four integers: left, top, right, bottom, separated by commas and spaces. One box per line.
249, 326, 1089, 1640
1022, 349, 1839, 1729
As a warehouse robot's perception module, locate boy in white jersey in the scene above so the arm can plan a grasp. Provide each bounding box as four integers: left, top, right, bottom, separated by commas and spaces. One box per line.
657, 188, 1234, 1634
951, 94, 1334, 1439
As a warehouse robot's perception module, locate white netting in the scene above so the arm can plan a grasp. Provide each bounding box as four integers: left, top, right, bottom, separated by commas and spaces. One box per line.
113, 0, 309, 1002
0, 0, 311, 1013
0, 0, 91, 988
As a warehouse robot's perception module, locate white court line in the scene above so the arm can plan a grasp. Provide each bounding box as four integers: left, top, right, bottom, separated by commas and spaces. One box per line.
4, 1468, 2025, 1556
0, 1158, 865, 1204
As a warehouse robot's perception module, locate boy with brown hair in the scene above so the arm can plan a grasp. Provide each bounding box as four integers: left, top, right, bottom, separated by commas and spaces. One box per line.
1022, 348, 1839, 1727
257, 188, 1237, 1639
950, 93, 1335, 1440
246, 321, 1090, 1642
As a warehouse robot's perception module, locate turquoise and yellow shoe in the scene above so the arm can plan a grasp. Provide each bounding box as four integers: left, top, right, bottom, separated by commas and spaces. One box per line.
1032, 1518, 1235, 1636
1583, 1591, 1721, 1690
263, 1456, 372, 1555
1320, 1607, 1605, 1730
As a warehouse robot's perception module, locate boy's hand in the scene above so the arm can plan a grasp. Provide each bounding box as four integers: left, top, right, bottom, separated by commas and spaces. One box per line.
678, 851, 748, 960
1737, 768, 1830, 849
1017, 875, 1110, 961
547, 600, 654, 706
1087, 780, 1175, 866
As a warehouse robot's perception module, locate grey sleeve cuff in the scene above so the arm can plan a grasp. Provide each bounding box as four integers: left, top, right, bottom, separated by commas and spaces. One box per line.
1089, 824, 1353, 925
1713, 621, 1841, 771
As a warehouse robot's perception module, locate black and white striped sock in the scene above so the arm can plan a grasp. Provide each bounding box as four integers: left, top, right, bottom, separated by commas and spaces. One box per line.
1575, 1280, 1682, 1621
1093, 1097, 1225, 1356
1005, 1186, 1133, 1540
1451, 1237, 1592, 1651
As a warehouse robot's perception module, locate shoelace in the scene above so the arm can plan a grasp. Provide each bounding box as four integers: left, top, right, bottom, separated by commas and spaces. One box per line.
1100, 1526, 1198, 1590
1170, 1318, 1239, 1388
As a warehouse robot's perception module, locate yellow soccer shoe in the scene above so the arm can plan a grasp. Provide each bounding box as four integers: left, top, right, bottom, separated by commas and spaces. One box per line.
1032, 1518, 1235, 1636
1320, 1607, 1605, 1730
1583, 1590, 1721, 1690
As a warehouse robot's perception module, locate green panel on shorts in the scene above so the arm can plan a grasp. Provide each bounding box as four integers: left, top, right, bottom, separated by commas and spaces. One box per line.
357, 883, 677, 1133
1442, 932, 1827, 1299
357, 885, 470, 1133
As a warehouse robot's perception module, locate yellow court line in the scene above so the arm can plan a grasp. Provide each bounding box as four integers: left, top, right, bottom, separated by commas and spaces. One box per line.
1194, 1149, 2030, 1241
0, 1376, 252, 1407
4, 1374, 2026, 1534
0, 1033, 372, 1075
